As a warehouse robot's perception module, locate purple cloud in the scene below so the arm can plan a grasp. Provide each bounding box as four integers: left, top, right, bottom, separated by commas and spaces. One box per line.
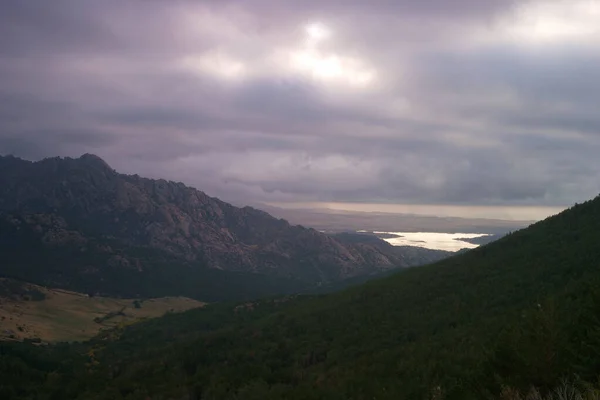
0, 0, 599, 209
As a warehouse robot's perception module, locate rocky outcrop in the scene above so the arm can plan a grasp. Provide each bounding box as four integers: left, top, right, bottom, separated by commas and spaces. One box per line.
0, 154, 441, 285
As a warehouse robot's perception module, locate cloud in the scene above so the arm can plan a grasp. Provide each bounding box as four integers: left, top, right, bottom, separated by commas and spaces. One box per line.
0, 0, 599, 212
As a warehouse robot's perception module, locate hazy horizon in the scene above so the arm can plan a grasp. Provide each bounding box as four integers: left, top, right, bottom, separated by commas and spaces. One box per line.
265, 201, 563, 221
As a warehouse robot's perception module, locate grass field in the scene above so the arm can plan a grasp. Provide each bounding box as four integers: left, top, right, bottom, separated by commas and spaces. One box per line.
0, 279, 204, 343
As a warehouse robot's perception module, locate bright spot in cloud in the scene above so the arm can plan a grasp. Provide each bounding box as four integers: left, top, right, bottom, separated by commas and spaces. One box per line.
306, 23, 331, 42
283, 21, 376, 88
180, 51, 246, 80
181, 19, 376, 89
500, 0, 600, 44
292, 51, 342, 79
288, 49, 375, 87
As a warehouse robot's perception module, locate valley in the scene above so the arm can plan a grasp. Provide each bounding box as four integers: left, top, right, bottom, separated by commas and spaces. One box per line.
1, 193, 599, 399
0, 153, 599, 400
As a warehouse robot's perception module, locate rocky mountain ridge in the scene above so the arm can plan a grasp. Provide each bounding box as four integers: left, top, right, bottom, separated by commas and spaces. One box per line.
0, 154, 451, 299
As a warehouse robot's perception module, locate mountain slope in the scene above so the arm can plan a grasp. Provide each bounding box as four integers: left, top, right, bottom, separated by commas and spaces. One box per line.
0, 154, 449, 300
2, 195, 599, 399
0, 211, 313, 302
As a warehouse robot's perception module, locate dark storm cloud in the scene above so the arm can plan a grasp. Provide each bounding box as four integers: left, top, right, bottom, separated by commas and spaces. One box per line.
0, 92, 118, 159
0, 0, 598, 209
0, 129, 115, 160
417, 46, 600, 114
0, 0, 119, 55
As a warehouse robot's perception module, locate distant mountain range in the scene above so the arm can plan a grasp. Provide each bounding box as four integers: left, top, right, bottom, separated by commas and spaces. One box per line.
0, 154, 451, 301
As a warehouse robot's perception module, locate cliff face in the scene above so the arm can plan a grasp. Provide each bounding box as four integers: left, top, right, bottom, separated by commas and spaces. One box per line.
0, 154, 421, 287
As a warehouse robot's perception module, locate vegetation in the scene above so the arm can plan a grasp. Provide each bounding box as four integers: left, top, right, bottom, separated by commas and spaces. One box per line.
0, 278, 46, 301
1, 195, 600, 399
0, 214, 416, 303
0, 214, 312, 302
0, 281, 204, 342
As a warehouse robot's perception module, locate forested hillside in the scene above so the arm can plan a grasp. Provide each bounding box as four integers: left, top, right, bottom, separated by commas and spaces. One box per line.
2, 195, 600, 399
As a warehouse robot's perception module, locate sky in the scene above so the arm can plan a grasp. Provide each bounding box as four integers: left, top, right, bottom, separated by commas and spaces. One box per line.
1, 0, 599, 220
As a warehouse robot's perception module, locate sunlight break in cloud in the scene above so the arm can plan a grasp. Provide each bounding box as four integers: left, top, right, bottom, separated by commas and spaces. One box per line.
498, 0, 600, 45
305, 22, 331, 43
284, 22, 376, 88
180, 18, 377, 89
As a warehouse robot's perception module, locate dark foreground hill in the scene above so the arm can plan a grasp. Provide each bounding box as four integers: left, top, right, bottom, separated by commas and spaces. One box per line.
0, 154, 449, 301
2, 195, 600, 399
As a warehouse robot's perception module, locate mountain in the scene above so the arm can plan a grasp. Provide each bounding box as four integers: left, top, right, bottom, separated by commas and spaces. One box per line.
2, 194, 599, 399
0, 154, 449, 301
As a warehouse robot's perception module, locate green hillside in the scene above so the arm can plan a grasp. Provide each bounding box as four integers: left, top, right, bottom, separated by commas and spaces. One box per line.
0, 278, 204, 343
2, 196, 600, 399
